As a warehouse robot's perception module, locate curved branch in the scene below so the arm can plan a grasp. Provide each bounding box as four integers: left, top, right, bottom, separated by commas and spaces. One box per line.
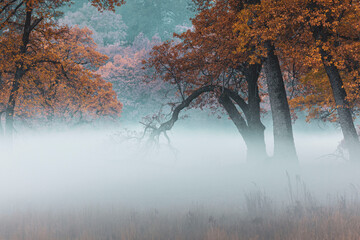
149, 85, 217, 141
223, 88, 249, 117
147, 84, 252, 144
218, 93, 249, 138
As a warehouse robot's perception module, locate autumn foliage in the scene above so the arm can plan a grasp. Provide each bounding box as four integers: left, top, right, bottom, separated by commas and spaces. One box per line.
145, 0, 272, 161
231, 0, 360, 160
145, 0, 360, 161
0, 0, 124, 134
232, 0, 360, 122
5, 26, 122, 125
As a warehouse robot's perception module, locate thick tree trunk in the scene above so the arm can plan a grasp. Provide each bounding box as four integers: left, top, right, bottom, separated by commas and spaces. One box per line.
218, 92, 266, 162
320, 50, 360, 161
224, 64, 267, 161
263, 42, 298, 163
244, 64, 267, 162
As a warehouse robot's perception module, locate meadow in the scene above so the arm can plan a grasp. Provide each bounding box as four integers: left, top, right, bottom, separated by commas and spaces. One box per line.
0, 127, 359, 240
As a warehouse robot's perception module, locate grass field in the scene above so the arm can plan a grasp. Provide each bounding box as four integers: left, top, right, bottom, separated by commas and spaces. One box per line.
0, 191, 359, 240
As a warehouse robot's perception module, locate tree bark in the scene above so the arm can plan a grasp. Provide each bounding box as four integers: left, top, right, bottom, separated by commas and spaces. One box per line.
320, 49, 360, 161
244, 64, 267, 162
224, 64, 267, 161
218, 92, 266, 162
263, 42, 298, 163
218, 92, 249, 137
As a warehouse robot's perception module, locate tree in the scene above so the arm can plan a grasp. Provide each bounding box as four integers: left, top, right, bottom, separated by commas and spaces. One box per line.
297, 0, 360, 162
263, 42, 298, 162
145, 0, 269, 162
236, 0, 360, 161
0, 0, 124, 139
233, 0, 298, 162
0, 25, 122, 129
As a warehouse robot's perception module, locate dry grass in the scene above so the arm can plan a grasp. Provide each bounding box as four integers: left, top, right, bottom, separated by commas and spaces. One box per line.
0, 195, 359, 240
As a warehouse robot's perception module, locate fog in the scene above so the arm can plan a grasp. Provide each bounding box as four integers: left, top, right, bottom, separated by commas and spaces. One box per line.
0, 120, 358, 215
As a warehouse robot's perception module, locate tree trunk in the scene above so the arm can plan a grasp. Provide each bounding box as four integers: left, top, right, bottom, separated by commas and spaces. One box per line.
244, 64, 267, 162
263, 42, 298, 163
5, 70, 22, 140
218, 92, 266, 162
0, 73, 4, 137
320, 50, 360, 161
0, 112, 4, 137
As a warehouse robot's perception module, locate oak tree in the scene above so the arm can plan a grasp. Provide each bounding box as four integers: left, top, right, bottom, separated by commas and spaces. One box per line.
0, 0, 124, 139
235, 0, 360, 161
146, 0, 269, 162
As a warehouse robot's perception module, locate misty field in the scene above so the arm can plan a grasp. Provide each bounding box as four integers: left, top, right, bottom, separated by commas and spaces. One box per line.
0, 128, 359, 240
0, 193, 360, 240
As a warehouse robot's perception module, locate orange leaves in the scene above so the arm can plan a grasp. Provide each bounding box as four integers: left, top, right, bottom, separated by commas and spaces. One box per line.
0, 27, 121, 125
231, 0, 360, 122
0, 0, 125, 126
59, 26, 109, 69
289, 68, 337, 122
145, 0, 263, 114
233, 10, 251, 54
